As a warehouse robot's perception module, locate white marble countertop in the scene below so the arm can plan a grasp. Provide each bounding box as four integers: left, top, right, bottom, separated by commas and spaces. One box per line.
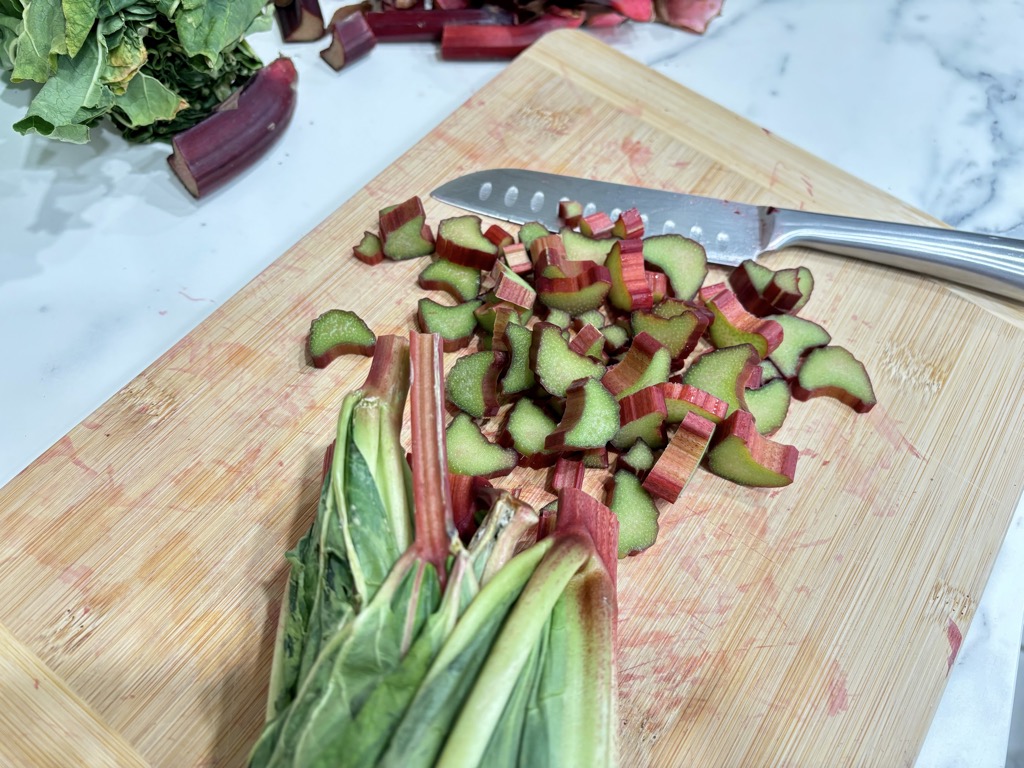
1, 0, 1022, 764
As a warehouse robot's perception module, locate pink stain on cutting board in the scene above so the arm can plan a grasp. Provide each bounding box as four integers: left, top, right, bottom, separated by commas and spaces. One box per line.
947, 619, 963, 673
59, 564, 94, 585
826, 660, 849, 716
38, 436, 98, 477
868, 406, 924, 460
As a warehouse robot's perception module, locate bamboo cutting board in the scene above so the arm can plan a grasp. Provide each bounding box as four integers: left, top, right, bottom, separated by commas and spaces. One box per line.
2, 28, 1023, 767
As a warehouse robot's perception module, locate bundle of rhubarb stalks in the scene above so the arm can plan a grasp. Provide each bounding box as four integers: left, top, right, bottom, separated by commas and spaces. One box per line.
251, 332, 618, 767
277, 0, 725, 69
308, 195, 875, 557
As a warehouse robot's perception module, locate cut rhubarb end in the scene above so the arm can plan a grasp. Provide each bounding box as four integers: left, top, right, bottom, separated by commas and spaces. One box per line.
561, 228, 618, 265
630, 307, 708, 368
556, 486, 620, 590
550, 455, 586, 494
536, 265, 613, 316
360, 334, 411, 402
497, 322, 536, 396
490, 262, 537, 312
793, 345, 877, 413
500, 398, 557, 467
352, 230, 383, 265
616, 439, 655, 475
642, 410, 715, 503
729, 259, 815, 316
416, 297, 482, 352
601, 332, 671, 399
483, 223, 515, 248
168, 57, 298, 199
705, 409, 798, 487
436, 214, 500, 270
418, 258, 482, 302
704, 288, 784, 359
611, 385, 668, 451
661, 382, 728, 425
607, 238, 653, 311
767, 313, 832, 379
559, 199, 584, 227
745, 377, 791, 436
307, 308, 376, 367
612, 207, 645, 239
567, 323, 606, 361
277, 0, 326, 42
321, 12, 377, 70
446, 412, 518, 478
501, 241, 532, 275
531, 322, 606, 398
608, 469, 660, 557
579, 210, 615, 239
545, 377, 620, 451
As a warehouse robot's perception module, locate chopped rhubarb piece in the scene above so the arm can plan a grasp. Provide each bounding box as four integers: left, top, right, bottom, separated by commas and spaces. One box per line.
446, 412, 517, 477
654, 0, 723, 33
497, 322, 536, 396
416, 297, 482, 352
730, 259, 815, 316
642, 411, 715, 502
550, 455, 585, 493
793, 345, 877, 413
529, 233, 568, 272
661, 382, 729, 424
490, 262, 536, 312
544, 307, 573, 329
379, 196, 435, 260
767, 314, 832, 378
609, 0, 654, 21
698, 280, 728, 303
728, 258, 774, 314
616, 439, 655, 475
608, 469, 660, 557
364, 7, 513, 41
600, 323, 631, 354
704, 288, 784, 359
582, 446, 609, 469
473, 298, 531, 333
579, 210, 615, 239
705, 409, 798, 487
568, 323, 606, 360
484, 223, 515, 248
545, 377, 620, 451
558, 199, 584, 227
500, 241, 532, 275
758, 358, 784, 384
321, 12, 377, 70
440, 12, 584, 60
436, 214, 500, 270
417, 258, 482, 301
277, 0, 326, 42
601, 332, 671, 399
536, 264, 613, 315
574, 309, 607, 330
642, 234, 708, 301
611, 385, 668, 450
560, 228, 618, 264
745, 378, 791, 436
500, 398, 557, 468
630, 307, 708, 368
612, 207, 645, 239
488, 306, 519, 352
307, 308, 375, 367
646, 271, 668, 303
352, 230, 383, 265
445, 350, 508, 419
517, 221, 551, 250
681, 343, 760, 417
584, 10, 628, 27
531, 322, 606, 398
168, 58, 298, 199
607, 238, 653, 311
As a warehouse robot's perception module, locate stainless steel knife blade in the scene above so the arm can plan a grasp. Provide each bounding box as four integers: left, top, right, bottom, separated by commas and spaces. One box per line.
430, 168, 1024, 302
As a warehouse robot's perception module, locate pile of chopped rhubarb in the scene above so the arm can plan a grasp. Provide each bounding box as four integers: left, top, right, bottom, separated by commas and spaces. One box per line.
308, 193, 876, 557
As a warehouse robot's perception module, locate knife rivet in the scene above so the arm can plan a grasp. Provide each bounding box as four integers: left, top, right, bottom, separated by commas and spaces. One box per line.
530, 191, 545, 212
690, 225, 703, 238
583, 202, 596, 216
717, 232, 730, 243
504, 186, 519, 206
479, 182, 492, 201
662, 219, 676, 234
610, 207, 622, 220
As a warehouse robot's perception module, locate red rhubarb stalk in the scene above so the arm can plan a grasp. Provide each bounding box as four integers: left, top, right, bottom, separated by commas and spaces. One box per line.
364, 7, 514, 42
440, 12, 585, 60
321, 12, 377, 71
276, 0, 326, 42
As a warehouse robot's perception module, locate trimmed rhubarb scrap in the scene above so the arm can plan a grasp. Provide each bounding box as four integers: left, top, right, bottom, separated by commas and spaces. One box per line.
681, 343, 761, 417
579, 210, 615, 239
352, 230, 383, 265
610, 385, 668, 450
307, 308, 376, 367
608, 469, 660, 557
416, 297, 482, 352
705, 409, 798, 487
558, 199, 584, 227
446, 412, 518, 477
767, 314, 832, 378
490, 262, 536, 312
642, 411, 716, 503
730, 258, 814, 316
568, 323, 607, 361
440, 12, 585, 60
168, 58, 298, 199
445, 350, 508, 419
793, 345, 877, 413
545, 377, 620, 451
321, 12, 377, 70
436, 214, 500, 270
531, 322, 606, 398
661, 382, 729, 424
483, 223, 515, 248
607, 238, 653, 311
612, 207, 645, 239
277, 0, 326, 42
601, 332, 671, 399
550, 455, 586, 493
642, 234, 708, 301
704, 287, 784, 359
380, 196, 435, 260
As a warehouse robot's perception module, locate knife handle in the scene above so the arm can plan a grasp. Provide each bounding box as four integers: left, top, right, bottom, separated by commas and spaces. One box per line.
764, 209, 1024, 303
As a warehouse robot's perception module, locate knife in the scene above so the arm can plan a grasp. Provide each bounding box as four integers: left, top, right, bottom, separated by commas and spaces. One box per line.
430, 168, 1024, 303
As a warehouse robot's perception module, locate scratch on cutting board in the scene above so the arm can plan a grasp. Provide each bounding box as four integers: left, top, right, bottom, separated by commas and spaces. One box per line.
826, 659, 850, 716
865, 405, 924, 460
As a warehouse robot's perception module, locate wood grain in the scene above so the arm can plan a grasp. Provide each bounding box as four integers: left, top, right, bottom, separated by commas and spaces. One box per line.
2, 29, 1023, 767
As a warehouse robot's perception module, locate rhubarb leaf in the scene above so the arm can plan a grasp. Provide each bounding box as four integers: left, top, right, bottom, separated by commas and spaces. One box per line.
111, 71, 186, 126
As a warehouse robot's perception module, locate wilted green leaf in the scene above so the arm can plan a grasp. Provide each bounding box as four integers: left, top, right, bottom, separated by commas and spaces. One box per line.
62, 0, 100, 57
